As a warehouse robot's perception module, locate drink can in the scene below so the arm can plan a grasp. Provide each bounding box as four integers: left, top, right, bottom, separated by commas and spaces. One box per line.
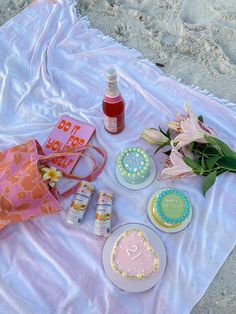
76, 181, 94, 198
94, 191, 113, 237
97, 191, 113, 206
66, 181, 94, 225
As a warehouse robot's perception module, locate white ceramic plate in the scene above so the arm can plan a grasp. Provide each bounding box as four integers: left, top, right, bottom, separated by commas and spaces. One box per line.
102, 223, 167, 293
147, 190, 192, 233
115, 158, 156, 190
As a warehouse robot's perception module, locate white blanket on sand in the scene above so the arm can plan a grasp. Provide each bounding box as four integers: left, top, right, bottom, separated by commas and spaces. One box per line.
0, 1, 235, 313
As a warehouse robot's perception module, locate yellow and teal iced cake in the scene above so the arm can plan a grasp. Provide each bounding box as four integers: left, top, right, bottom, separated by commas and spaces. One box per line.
151, 189, 191, 228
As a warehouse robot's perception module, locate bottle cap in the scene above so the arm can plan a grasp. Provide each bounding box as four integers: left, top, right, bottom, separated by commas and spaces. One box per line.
107, 67, 117, 82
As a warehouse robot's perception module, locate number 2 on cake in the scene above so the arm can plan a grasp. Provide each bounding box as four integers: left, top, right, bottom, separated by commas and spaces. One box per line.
126, 245, 142, 261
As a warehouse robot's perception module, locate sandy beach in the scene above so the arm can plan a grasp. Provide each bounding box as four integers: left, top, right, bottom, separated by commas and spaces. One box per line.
0, 0, 236, 313
78, 0, 236, 104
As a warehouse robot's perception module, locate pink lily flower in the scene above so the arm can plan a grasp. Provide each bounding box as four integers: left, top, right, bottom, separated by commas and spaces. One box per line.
181, 146, 194, 159
173, 102, 216, 150
161, 144, 196, 180
168, 112, 187, 132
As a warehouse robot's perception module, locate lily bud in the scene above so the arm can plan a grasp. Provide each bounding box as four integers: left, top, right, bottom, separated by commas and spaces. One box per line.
140, 128, 169, 145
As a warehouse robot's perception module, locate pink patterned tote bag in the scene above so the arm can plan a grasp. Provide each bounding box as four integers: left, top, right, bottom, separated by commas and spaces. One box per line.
0, 139, 106, 229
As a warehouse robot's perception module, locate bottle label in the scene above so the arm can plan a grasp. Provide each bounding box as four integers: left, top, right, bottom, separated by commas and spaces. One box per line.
104, 115, 117, 133
104, 95, 122, 104
94, 206, 112, 237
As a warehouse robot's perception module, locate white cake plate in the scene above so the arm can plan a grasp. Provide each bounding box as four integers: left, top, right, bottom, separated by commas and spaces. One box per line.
147, 190, 192, 233
115, 157, 156, 190
102, 223, 167, 293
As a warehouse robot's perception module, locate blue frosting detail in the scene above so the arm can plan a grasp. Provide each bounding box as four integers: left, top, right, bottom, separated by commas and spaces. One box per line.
155, 189, 190, 225
122, 151, 146, 173
118, 147, 150, 184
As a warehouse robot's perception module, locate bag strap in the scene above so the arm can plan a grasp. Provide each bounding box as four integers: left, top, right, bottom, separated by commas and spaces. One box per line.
38, 144, 107, 197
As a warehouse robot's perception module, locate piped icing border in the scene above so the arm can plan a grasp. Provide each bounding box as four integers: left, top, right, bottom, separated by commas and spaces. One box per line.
117, 147, 150, 180
111, 228, 159, 279
156, 189, 190, 225
151, 200, 182, 229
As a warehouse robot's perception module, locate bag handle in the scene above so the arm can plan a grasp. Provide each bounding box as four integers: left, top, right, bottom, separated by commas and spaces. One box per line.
38, 145, 96, 174
38, 144, 107, 197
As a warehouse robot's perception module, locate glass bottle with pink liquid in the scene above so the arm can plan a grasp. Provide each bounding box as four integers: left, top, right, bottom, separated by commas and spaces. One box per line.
102, 68, 125, 134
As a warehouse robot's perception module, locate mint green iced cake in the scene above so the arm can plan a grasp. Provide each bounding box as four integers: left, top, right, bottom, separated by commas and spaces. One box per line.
117, 147, 150, 184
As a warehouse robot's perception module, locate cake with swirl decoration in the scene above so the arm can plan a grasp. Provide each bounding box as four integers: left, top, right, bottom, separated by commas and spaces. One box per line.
151, 189, 191, 229
116, 147, 151, 185
111, 228, 159, 279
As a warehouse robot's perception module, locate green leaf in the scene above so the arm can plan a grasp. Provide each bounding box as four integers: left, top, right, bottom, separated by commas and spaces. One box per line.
183, 156, 202, 172
159, 127, 167, 137
205, 136, 222, 154
202, 170, 217, 196
215, 139, 236, 157
206, 156, 221, 170
188, 142, 195, 152
166, 128, 171, 139
205, 136, 236, 157
198, 115, 204, 123
217, 156, 236, 172
204, 147, 219, 156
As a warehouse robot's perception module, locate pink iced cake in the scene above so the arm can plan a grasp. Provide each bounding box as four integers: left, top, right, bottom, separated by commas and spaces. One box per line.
111, 228, 159, 279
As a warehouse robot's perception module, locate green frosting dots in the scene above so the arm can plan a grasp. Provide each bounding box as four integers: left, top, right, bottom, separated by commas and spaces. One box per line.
117, 147, 151, 184
156, 189, 190, 225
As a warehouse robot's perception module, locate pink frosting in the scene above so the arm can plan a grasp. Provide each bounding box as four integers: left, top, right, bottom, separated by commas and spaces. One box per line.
112, 229, 158, 278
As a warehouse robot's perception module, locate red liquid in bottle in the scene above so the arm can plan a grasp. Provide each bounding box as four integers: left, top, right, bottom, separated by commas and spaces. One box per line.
102, 68, 125, 134
103, 95, 125, 134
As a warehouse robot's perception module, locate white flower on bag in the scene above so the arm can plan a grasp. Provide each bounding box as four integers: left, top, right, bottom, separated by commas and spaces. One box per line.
41, 167, 62, 188
170, 102, 216, 150
140, 128, 169, 145
161, 143, 195, 180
